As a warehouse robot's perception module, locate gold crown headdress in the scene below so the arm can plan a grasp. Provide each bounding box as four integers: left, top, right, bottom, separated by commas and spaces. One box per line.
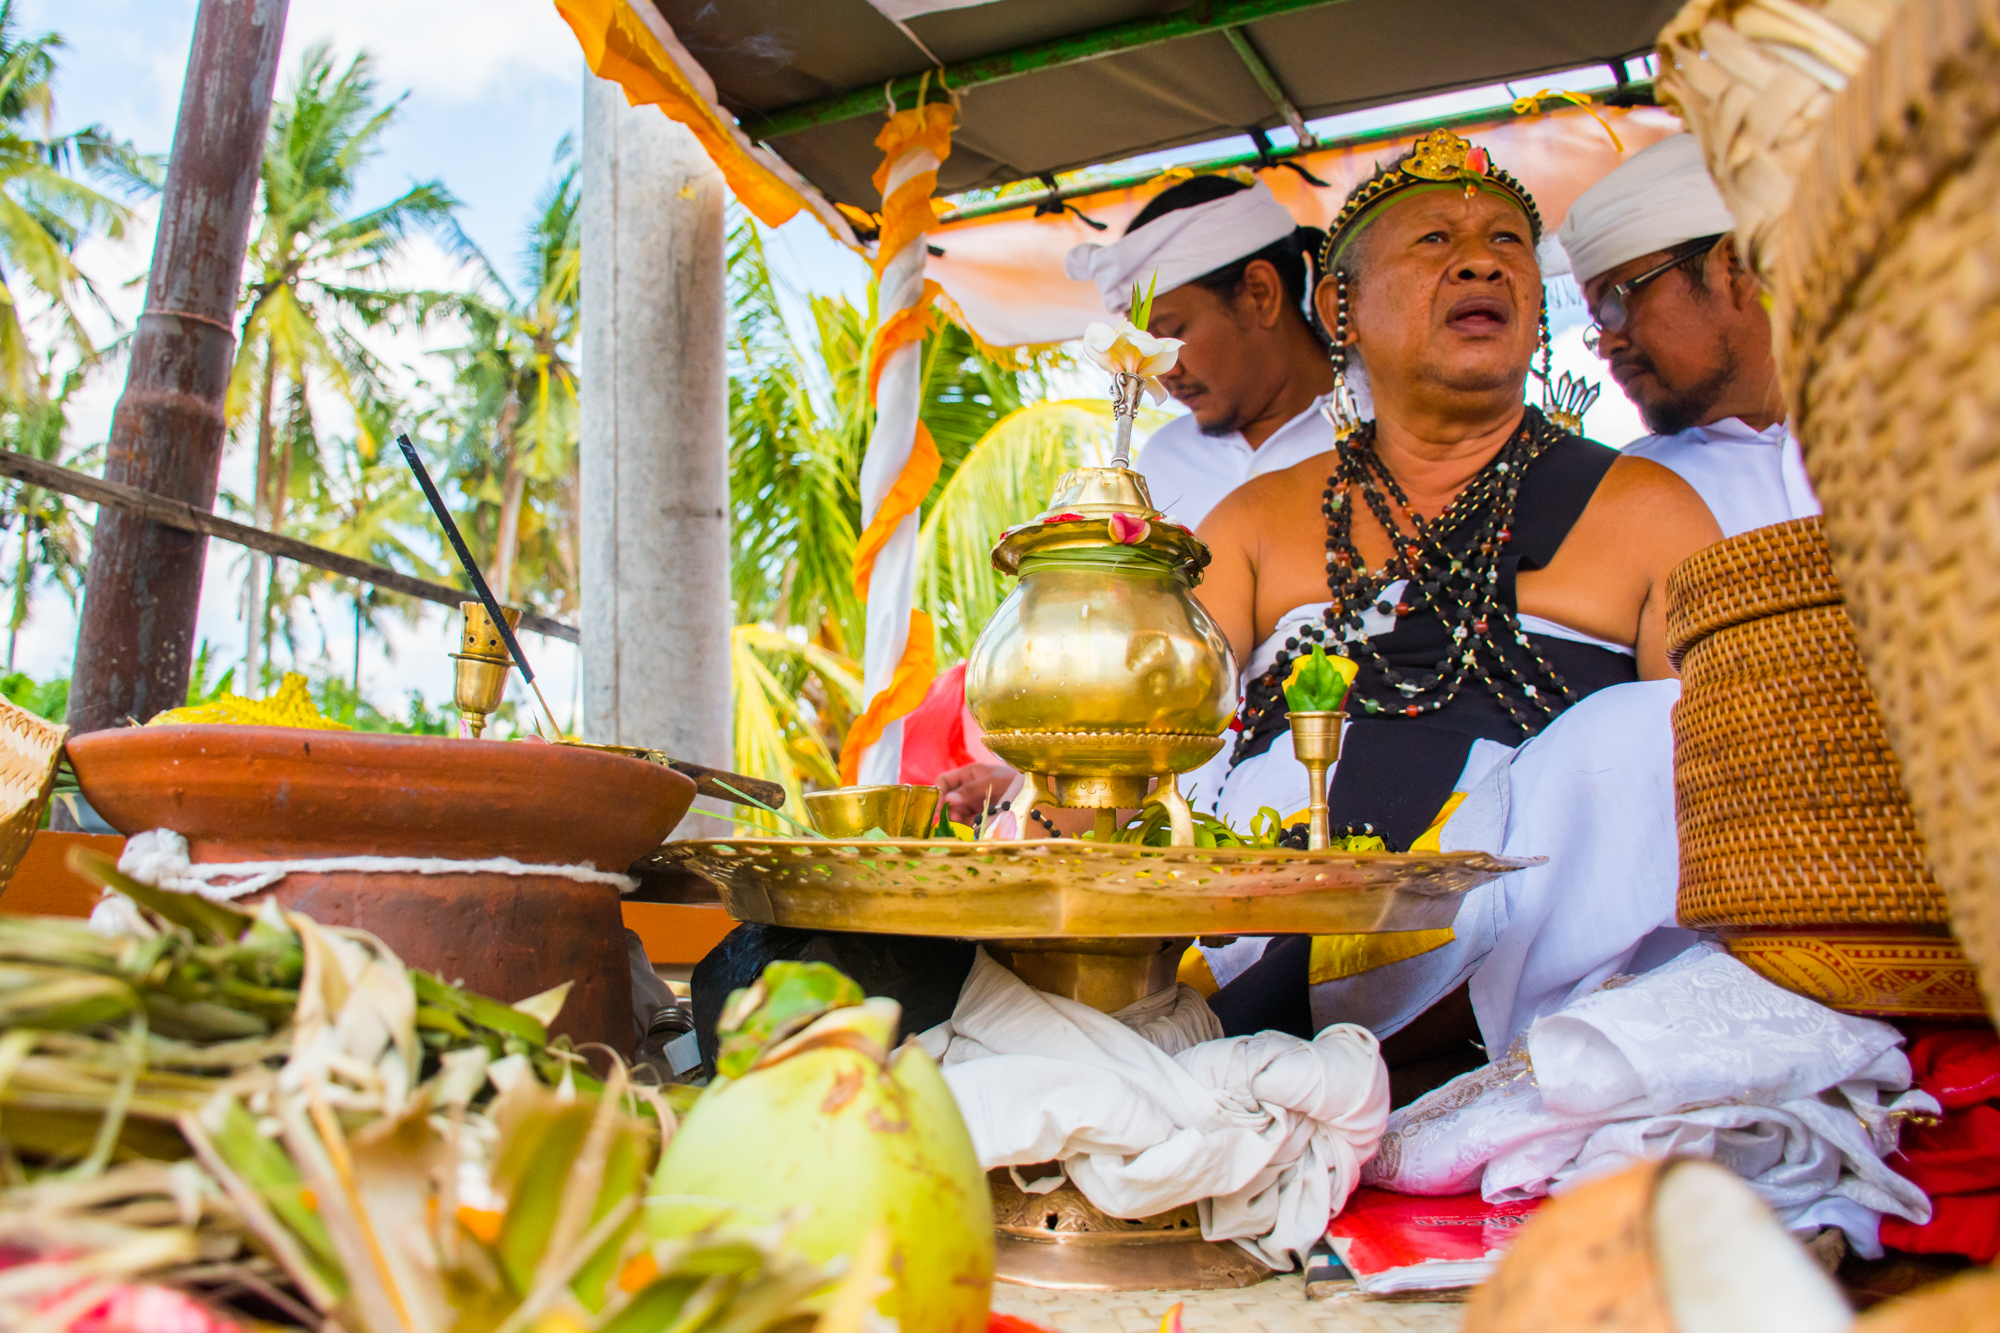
1318, 129, 1544, 277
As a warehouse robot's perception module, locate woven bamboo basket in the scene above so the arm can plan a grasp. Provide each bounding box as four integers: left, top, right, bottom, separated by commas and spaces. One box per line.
1760, 0, 2000, 1029
1655, 0, 1903, 285
0, 698, 65, 890
1668, 518, 1979, 1016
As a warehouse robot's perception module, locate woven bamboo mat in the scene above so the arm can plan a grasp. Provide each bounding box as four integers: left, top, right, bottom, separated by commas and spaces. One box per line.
991, 1280, 1467, 1333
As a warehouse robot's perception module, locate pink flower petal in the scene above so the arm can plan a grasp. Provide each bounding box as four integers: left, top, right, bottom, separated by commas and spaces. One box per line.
1108, 513, 1150, 545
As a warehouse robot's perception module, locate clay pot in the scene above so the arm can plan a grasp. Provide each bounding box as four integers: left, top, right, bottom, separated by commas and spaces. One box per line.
1465, 1158, 1852, 1333
68, 726, 697, 1054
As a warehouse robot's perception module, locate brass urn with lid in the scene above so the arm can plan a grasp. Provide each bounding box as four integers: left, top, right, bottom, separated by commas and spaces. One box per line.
964, 465, 1236, 844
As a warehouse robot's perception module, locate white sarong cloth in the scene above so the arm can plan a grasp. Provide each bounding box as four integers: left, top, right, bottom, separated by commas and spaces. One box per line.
1363, 946, 1938, 1257
917, 950, 1390, 1268
1201, 671, 1699, 1053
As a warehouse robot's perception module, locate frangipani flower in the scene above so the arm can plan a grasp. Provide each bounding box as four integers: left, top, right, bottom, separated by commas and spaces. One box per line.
1082, 319, 1182, 403
1108, 512, 1151, 545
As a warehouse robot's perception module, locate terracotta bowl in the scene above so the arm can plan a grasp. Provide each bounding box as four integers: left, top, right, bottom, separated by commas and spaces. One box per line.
67, 726, 698, 1054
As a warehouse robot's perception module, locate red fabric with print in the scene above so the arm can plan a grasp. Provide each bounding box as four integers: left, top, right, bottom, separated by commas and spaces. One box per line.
1879, 1025, 2000, 1262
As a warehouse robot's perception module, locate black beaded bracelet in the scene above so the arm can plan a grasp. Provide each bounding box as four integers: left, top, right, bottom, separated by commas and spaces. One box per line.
998, 799, 1062, 835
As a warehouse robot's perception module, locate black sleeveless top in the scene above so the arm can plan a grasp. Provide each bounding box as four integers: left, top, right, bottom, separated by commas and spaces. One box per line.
1223, 423, 1637, 850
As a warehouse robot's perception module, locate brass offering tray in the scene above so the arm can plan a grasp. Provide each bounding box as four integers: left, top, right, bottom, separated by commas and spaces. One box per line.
665, 835, 1536, 1286
653, 838, 1531, 940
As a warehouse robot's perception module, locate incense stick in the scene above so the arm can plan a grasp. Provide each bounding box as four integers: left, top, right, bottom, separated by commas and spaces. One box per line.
393, 434, 564, 740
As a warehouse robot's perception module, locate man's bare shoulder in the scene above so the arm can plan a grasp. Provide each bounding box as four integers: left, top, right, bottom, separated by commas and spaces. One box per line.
1195, 450, 1338, 541
1581, 453, 1725, 552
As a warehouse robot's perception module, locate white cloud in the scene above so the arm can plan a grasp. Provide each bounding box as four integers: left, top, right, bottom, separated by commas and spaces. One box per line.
280, 0, 581, 105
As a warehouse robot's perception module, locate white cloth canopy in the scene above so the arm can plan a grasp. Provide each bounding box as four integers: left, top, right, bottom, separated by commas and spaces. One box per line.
1556, 134, 1736, 286
1363, 946, 1939, 1258
916, 950, 1390, 1268
1065, 181, 1298, 316
1621, 417, 1821, 538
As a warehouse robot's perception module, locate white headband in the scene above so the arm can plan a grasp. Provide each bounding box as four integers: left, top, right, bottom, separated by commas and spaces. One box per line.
1064, 181, 1299, 316
1557, 134, 1736, 286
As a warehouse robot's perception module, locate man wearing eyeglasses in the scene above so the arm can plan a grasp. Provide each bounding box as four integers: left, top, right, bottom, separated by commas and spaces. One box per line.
1557, 134, 1820, 538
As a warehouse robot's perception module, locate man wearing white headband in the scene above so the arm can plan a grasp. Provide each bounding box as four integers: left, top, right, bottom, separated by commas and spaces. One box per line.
1062, 176, 1338, 530
1557, 134, 1818, 537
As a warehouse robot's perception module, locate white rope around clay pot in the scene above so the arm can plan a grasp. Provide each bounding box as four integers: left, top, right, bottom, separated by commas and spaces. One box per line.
87, 828, 639, 936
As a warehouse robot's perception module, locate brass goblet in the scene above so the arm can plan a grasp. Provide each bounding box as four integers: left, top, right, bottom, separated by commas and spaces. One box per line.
1288, 710, 1343, 849
802, 784, 942, 838
453, 600, 520, 739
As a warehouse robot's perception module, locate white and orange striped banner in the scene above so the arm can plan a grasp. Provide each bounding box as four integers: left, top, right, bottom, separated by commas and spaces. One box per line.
841, 101, 954, 786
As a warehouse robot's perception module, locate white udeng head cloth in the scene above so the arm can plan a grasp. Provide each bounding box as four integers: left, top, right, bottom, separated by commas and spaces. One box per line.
1557, 134, 1736, 286
1065, 180, 1298, 315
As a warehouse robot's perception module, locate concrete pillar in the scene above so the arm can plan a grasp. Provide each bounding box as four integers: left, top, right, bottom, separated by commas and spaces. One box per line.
579, 75, 733, 835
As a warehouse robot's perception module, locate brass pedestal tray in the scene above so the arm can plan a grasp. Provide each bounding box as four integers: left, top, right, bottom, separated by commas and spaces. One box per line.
658, 836, 1532, 1288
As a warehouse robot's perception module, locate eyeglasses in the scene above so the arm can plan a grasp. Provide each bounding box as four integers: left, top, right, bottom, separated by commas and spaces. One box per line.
1581, 234, 1726, 354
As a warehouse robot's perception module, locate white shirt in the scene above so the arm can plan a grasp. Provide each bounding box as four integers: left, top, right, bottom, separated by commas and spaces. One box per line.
1620, 417, 1821, 538
1135, 393, 1338, 530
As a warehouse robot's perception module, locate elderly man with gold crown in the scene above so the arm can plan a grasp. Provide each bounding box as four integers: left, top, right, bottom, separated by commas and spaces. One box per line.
1184, 128, 1726, 1099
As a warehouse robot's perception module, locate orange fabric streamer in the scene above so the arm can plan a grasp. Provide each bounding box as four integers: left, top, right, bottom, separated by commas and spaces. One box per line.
555, 0, 808, 229
865, 280, 943, 405
871, 103, 955, 277
852, 420, 941, 599
840, 609, 937, 787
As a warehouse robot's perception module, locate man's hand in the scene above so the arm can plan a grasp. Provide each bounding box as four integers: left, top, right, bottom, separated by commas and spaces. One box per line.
936, 761, 1019, 824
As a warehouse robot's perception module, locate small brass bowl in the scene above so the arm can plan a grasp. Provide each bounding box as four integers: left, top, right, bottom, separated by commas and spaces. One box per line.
803, 784, 941, 839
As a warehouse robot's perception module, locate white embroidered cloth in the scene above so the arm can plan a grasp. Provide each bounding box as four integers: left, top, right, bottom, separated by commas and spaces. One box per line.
916, 950, 1390, 1268
1363, 947, 1938, 1256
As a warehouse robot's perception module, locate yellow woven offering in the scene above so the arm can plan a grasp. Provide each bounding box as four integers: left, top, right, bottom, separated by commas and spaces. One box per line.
148, 672, 350, 731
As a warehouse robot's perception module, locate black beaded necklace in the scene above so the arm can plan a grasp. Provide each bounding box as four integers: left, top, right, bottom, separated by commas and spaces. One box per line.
1230, 407, 1577, 764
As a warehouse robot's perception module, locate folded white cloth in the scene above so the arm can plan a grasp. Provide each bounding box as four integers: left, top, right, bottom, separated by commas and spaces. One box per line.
918, 950, 1390, 1268
1556, 133, 1736, 286
1064, 180, 1298, 315
1363, 946, 1938, 1257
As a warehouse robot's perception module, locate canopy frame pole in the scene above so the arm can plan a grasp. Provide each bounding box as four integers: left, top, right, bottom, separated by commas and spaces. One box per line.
748, 0, 1351, 141
1223, 26, 1315, 147
933, 82, 1656, 225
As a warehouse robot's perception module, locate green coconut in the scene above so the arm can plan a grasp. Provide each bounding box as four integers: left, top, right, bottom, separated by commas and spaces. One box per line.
648, 965, 994, 1332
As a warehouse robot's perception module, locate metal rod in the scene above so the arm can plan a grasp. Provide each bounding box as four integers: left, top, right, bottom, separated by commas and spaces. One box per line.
1223, 26, 1313, 146
393, 434, 563, 739
748, 0, 1351, 141
933, 85, 1654, 225
0, 449, 579, 644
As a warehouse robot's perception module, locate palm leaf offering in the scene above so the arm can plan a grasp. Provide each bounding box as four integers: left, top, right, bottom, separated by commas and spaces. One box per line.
0, 869, 961, 1333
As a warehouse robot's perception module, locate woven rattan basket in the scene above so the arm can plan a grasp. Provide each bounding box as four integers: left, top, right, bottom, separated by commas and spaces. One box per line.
0, 698, 64, 890
1668, 518, 1978, 1016
1655, 0, 1902, 285
1759, 0, 2000, 1028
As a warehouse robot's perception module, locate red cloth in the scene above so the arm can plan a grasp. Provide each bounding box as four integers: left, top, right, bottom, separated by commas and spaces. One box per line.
897, 662, 997, 785
1880, 1025, 2000, 1262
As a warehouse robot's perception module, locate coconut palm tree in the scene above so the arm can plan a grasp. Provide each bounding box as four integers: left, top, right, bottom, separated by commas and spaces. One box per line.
229, 42, 461, 687
439, 139, 580, 613
0, 357, 94, 667
0, 1, 156, 403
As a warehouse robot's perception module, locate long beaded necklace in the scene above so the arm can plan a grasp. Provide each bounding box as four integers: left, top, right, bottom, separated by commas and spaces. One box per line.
1230, 407, 1578, 764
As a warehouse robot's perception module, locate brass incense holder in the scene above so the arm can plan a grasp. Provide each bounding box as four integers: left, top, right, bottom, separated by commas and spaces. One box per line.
965, 466, 1235, 846
453, 601, 520, 739
1289, 711, 1343, 850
